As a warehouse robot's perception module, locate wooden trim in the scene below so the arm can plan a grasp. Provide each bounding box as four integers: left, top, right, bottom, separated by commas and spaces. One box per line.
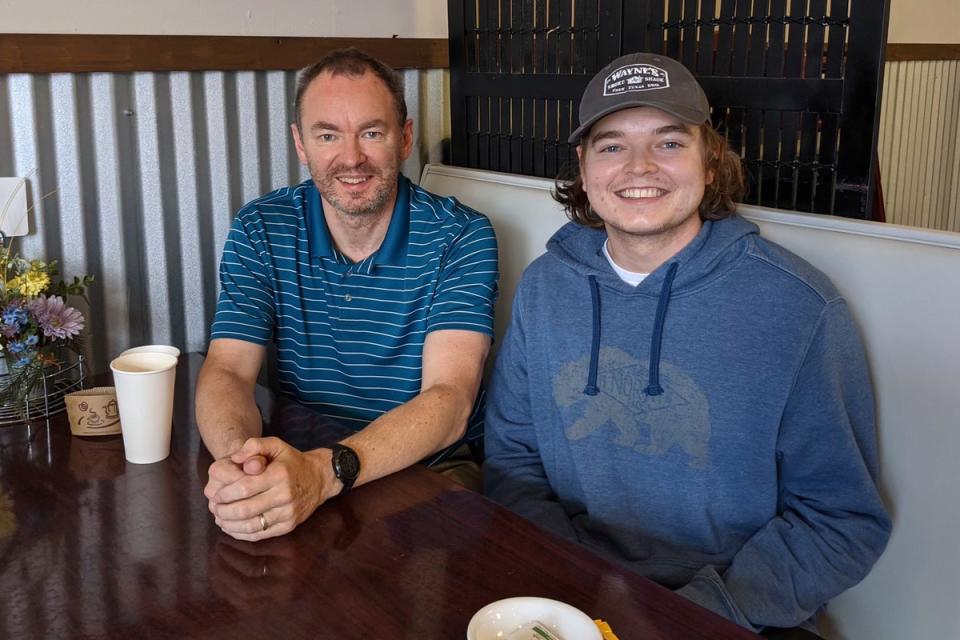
886, 43, 960, 62
0, 34, 450, 73
2, 34, 956, 73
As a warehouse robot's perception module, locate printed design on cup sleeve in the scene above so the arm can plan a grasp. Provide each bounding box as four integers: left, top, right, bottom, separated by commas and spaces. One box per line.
78, 399, 121, 431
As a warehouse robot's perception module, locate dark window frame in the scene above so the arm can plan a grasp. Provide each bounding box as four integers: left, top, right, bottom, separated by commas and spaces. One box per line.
448, 0, 890, 219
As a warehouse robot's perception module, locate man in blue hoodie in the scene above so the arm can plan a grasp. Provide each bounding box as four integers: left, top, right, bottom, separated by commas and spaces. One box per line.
484, 52, 891, 637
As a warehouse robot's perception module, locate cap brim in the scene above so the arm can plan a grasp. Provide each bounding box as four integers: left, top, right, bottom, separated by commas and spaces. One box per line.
568, 100, 709, 144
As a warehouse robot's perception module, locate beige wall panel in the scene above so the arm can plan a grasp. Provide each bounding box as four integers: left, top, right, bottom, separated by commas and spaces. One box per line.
0, 0, 448, 38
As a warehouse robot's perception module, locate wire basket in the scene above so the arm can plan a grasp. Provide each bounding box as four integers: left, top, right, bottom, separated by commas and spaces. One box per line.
0, 355, 87, 426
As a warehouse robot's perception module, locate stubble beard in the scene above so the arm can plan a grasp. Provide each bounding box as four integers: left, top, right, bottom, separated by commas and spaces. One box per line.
311, 159, 400, 219
602, 207, 698, 239
597, 199, 704, 261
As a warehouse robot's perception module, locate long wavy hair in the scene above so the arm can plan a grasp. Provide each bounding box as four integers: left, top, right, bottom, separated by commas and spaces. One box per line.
554, 123, 746, 228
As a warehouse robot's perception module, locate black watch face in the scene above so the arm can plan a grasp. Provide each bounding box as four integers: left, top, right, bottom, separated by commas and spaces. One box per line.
334, 447, 360, 480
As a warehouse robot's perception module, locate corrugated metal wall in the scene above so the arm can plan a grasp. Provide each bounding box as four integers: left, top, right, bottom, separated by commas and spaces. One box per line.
0, 68, 448, 374
877, 60, 960, 232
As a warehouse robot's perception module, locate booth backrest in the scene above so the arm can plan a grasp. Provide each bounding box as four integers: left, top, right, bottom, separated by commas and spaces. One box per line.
421, 163, 960, 640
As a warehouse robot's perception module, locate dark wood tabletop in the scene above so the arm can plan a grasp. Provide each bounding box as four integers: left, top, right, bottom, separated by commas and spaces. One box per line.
0, 354, 758, 640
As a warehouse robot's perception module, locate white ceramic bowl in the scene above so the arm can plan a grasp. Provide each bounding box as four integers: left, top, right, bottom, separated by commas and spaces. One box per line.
120, 344, 181, 359
466, 597, 601, 640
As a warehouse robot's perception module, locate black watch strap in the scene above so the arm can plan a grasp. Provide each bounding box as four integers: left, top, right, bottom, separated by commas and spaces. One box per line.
330, 443, 360, 496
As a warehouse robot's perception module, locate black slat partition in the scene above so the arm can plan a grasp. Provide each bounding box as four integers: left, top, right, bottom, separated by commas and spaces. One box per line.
448, 0, 889, 217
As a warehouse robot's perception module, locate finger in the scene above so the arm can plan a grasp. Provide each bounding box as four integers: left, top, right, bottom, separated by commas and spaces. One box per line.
231, 437, 286, 466
213, 497, 271, 525
242, 454, 268, 475
218, 505, 292, 539
204, 481, 222, 502
222, 523, 289, 542
212, 471, 273, 505
217, 502, 291, 533
205, 459, 246, 499
208, 457, 245, 479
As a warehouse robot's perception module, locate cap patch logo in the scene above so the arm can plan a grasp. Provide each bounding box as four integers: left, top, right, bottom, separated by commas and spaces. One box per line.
603, 64, 669, 96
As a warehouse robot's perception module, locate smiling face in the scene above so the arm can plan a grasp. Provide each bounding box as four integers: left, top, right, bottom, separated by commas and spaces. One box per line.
577, 106, 713, 268
291, 70, 414, 220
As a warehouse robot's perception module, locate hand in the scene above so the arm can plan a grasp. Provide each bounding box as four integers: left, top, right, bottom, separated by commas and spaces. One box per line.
208, 437, 333, 541
203, 439, 268, 511
208, 535, 314, 611
208, 507, 357, 612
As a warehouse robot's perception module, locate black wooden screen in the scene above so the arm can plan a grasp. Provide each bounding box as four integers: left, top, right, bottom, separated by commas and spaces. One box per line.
448, 1, 889, 218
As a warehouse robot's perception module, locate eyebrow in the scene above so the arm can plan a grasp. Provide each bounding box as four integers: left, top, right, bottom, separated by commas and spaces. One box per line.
589, 123, 695, 144
309, 119, 389, 133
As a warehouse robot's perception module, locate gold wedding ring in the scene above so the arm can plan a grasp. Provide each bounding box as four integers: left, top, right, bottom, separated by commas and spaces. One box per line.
259, 513, 269, 532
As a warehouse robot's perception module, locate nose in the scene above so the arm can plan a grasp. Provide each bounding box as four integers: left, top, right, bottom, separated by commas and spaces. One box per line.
340, 135, 367, 167
625, 147, 658, 175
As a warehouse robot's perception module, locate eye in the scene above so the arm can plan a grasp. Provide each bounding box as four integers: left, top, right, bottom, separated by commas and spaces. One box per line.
362, 130, 385, 140
661, 140, 684, 150
317, 133, 336, 143
598, 144, 622, 153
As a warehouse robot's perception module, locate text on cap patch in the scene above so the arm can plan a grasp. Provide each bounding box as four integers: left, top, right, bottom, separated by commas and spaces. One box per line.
603, 64, 670, 96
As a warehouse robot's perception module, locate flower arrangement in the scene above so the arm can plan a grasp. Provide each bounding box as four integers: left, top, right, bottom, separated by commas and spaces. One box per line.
0, 252, 93, 410
0, 176, 94, 417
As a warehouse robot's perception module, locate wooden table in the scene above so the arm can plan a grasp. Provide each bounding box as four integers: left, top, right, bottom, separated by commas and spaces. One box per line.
0, 354, 757, 639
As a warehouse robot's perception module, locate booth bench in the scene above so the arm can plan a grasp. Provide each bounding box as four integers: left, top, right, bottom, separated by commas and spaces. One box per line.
421, 163, 960, 640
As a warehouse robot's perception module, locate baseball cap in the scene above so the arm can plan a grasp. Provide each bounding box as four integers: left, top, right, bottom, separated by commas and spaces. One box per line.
569, 52, 710, 144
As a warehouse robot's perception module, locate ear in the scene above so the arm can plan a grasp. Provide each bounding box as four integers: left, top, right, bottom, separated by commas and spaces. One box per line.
291, 123, 309, 166
399, 118, 415, 161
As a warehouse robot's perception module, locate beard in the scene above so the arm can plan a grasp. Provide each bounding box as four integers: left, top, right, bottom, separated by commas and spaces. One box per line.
309, 158, 401, 219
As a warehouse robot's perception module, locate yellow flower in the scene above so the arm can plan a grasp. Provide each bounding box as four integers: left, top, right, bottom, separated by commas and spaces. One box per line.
7, 270, 50, 297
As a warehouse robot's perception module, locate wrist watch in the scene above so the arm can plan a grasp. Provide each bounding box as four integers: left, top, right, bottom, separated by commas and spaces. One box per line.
329, 443, 360, 496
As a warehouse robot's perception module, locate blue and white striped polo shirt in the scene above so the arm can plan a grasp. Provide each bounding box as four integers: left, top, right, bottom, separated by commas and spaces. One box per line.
211, 176, 499, 445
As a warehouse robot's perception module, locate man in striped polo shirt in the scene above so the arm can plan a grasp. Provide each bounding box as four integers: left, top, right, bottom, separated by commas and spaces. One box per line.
196, 48, 499, 541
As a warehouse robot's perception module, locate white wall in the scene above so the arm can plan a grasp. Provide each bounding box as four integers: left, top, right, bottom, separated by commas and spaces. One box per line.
0, 0, 448, 38
5, 0, 957, 45
888, 0, 960, 44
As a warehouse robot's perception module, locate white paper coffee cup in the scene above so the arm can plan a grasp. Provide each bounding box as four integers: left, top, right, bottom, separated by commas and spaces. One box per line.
110, 352, 178, 464
120, 344, 181, 359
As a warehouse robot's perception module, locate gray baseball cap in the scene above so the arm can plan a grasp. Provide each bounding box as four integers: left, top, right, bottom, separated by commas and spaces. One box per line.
569, 52, 710, 144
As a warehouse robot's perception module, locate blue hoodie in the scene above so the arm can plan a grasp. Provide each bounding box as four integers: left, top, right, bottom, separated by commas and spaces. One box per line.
484, 216, 891, 632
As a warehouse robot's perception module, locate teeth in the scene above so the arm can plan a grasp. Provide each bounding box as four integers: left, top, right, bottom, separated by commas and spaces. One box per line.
339, 177, 368, 184
619, 187, 666, 199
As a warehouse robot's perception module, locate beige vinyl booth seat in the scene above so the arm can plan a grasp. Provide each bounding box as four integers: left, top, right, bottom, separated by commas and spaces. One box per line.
420, 163, 960, 640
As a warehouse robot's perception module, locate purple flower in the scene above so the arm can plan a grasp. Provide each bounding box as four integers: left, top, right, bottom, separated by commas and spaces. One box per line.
27, 295, 84, 340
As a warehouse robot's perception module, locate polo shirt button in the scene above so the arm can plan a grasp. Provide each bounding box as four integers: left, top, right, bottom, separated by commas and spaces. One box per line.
344, 293, 353, 302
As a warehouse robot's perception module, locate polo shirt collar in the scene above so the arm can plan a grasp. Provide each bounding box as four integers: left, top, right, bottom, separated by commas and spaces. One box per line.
306, 176, 411, 266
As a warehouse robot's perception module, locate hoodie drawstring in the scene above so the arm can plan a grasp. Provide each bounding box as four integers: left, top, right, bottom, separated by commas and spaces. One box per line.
644, 262, 678, 396
583, 275, 601, 396
582, 262, 679, 397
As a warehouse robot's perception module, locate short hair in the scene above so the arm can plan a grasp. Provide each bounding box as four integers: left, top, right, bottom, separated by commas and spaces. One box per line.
554, 122, 746, 227
293, 47, 408, 129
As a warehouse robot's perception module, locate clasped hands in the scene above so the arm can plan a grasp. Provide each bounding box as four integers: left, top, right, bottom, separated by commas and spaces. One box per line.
205, 437, 336, 541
